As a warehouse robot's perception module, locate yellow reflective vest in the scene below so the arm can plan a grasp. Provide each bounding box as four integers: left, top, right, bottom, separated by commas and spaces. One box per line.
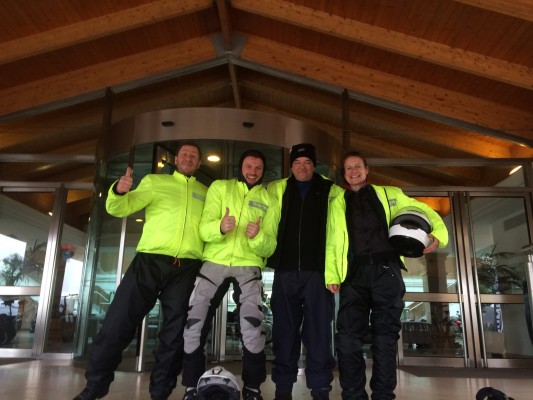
106, 170, 207, 260
325, 184, 449, 286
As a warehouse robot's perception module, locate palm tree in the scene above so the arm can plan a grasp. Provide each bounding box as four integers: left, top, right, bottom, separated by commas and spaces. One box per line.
477, 244, 522, 295
0, 241, 46, 344
476, 244, 522, 334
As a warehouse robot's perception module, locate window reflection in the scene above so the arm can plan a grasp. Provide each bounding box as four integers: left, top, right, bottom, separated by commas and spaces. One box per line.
402, 302, 463, 357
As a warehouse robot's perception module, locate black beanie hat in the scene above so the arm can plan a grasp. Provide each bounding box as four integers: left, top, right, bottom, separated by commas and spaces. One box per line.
290, 143, 316, 166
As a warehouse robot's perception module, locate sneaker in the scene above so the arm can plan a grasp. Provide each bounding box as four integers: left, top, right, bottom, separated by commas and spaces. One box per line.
72, 387, 108, 400
242, 386, 263, 400
183, 387, 198, 400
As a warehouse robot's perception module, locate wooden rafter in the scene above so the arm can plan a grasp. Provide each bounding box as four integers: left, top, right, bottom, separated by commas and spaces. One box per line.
0, 37, 217, 115
454, 0, 533, 22
241, 35, 533, 143
231, 0, 533, 90
0, 0, 213, 64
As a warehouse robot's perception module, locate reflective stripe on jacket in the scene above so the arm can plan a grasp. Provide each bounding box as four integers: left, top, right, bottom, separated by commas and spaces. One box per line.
106, 170, 207, 259
200, 178, 277, 267
325, 184, 449, 286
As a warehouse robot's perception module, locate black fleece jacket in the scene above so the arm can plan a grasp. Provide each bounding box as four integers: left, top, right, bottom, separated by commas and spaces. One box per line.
267, 173, 333, 272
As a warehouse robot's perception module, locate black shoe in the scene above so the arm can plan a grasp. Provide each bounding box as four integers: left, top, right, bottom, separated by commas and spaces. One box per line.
274, 394, 292, 400
183, 388, 198, 400
311, 391, 329, 400
243, 387, 263, 400
73, 387, 108, 400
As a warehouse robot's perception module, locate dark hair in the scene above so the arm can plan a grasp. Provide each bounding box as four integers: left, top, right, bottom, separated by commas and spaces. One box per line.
238, 149, 267, 187
341, 151, 368, 181
176, 140, 202, 159
239, 149, 267, 171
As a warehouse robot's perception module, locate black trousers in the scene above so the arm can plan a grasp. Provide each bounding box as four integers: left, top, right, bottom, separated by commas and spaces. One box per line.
271, 270, 335, 397
85, 253, 201, 399
336, 259, 405, 400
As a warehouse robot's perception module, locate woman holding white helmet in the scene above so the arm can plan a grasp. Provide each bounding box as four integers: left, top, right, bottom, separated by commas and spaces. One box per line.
325, 151, 448, 400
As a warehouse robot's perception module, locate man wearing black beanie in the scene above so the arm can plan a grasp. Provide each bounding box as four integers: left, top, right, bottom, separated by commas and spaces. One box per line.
267, 143, 343, 400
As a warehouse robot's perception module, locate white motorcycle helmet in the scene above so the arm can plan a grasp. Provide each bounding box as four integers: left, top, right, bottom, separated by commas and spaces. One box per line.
388, 206, 432, 258
197, 366, 240, 400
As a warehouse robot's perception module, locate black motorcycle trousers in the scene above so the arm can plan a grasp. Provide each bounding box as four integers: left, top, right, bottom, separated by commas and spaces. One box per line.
85, 253, 201, 399
336, 260, 405, 400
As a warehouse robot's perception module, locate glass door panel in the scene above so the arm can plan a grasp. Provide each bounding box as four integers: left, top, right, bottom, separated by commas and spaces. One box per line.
0, 193, 51, 353
76, 151, 142, 370
402, 301, 463, 357
393, 194, 465, 365
43, 188, 91, 353
469, 195, 533, 365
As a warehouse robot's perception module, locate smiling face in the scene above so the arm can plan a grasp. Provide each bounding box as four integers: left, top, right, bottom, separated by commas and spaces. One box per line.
343, 155, 368, 191
291, 157, 315, 182
241, 156, 264, 186
175, 144, 201, 176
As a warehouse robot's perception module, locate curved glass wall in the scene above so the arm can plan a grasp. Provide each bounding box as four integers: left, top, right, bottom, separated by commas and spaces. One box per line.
73, 108, 339, 371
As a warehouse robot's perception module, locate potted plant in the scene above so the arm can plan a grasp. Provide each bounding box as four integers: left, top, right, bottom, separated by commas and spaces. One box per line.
477, 245, 522, 297
476, 244, 522, 355
0, 240, 46, 344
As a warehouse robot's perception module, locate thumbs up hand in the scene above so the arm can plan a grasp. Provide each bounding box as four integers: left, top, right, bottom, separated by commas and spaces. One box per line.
116, 167, 133, 194
246, 216, 262, 239
220, 207, 236, 234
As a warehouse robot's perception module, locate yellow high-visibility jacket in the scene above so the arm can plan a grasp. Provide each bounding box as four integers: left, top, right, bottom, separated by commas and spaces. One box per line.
200, 179, 278, 267
325, 184, 449, 286
106, 170, 207, 260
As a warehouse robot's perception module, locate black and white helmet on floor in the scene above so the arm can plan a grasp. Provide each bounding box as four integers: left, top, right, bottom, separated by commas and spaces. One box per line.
388, 206, 432, 258
197, 366, 240, 400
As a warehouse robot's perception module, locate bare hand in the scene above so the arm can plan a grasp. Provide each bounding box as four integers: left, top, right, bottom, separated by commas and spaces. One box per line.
246, 216, 262, 239
327, 284, 340, 294
423, 234, 439, 254
116, 167, 133, 194
220, 207, 236, 234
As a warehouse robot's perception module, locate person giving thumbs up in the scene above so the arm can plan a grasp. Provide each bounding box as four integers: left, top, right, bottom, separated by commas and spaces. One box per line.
116, 166, 133, 194
220, 207, 236, 233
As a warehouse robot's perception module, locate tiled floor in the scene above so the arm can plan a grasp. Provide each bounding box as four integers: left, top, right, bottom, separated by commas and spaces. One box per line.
0, 359, 530, 400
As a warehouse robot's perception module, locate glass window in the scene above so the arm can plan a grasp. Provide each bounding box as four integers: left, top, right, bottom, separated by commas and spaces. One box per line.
402, 301, 463, 357
0, 193, 50, 350
403, 196, 457, 294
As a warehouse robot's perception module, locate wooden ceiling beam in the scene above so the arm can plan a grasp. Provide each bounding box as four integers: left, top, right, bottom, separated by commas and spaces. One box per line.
249, 101, 482, 184
453, 0, 533, 22
232, 0, 533, 90
0, 0, 213, 64
347, 135, 483, 183
367, 166, 453, 187
242, 72, 523, 159
215, 0, 242, 108
0, 36, 216, 116
67, 189, 93, 204
215, 0, 233, 49
241, 35, 533, 144
346, 108, 518, 159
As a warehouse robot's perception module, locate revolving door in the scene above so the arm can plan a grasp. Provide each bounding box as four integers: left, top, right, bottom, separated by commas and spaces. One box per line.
73, 108, 339, 371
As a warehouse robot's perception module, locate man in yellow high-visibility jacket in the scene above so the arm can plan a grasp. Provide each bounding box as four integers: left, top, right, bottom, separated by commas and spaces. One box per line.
181, 149, 278, 400
73, 141, 207, 400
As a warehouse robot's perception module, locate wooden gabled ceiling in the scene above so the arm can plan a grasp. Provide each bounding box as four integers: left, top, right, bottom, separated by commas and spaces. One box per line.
0, 0, 532, 200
